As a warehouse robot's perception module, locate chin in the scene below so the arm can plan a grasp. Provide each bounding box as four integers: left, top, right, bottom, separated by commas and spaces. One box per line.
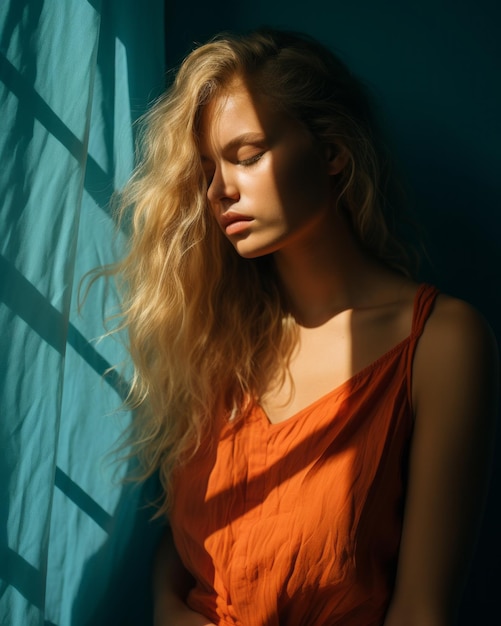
233, 244, 276, 260
232, 236, 282, 260
235, 249, 265, 260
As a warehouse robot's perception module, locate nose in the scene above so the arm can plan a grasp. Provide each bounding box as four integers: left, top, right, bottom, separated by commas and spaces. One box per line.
207, 165, 239, 207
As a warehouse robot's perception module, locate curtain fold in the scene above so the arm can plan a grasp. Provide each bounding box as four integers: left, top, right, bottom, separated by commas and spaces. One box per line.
0, 2, 165, 624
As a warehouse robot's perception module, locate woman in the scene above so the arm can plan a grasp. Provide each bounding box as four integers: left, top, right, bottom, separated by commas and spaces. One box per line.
113, 30, 498, 625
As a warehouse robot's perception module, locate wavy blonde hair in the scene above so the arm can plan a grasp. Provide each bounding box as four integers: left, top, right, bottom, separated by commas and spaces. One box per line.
112, 29, 415, 512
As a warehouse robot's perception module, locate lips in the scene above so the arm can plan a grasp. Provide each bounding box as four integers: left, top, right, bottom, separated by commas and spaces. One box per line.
219, 211, 253, 235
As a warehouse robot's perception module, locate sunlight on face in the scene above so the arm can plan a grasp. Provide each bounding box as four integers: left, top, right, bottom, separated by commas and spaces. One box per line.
199, 79, 338, 259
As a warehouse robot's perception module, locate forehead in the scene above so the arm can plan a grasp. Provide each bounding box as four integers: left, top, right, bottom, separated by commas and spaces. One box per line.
198, 80, 280, 150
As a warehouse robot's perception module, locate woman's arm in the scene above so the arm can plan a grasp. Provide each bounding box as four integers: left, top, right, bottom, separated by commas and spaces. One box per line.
153, 525, 216, 626
384, 296, 499, 626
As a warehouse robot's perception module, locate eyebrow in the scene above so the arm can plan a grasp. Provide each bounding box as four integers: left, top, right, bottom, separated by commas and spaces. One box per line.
201, 132, 266, 162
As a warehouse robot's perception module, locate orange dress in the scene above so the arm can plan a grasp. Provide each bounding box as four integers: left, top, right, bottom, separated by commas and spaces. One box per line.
170, 284, 439, 626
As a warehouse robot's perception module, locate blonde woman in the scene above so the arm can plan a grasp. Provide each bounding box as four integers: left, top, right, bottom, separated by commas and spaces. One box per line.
113, 30, 498, 626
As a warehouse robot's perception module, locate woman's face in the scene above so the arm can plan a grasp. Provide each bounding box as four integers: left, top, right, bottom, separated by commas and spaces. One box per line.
198, 80, 340, 259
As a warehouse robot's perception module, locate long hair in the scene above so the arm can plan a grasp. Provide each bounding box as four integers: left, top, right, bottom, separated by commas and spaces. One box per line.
112, 29, 415, 512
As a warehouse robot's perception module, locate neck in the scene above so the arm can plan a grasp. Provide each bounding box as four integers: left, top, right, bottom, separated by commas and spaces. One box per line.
273, 212, 392, 327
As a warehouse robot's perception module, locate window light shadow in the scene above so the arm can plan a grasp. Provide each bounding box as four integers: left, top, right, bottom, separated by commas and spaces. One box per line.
54, 468, 113, 534
0, 546, 44, 609
0, 52, 115, 213
0, 254, 129, 401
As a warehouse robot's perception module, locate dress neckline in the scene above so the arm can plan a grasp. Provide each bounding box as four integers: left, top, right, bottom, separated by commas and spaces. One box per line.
257, 283, 434, 428
257, 333, 413, 429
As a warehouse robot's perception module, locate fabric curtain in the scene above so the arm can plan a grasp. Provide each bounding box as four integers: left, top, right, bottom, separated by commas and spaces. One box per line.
0, 1, 165, 624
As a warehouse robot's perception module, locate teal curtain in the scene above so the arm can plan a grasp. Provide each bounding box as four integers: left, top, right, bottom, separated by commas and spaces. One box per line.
0, 1, 165, 624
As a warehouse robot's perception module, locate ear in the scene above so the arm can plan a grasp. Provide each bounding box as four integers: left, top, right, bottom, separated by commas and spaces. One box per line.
325, 144, 349, 175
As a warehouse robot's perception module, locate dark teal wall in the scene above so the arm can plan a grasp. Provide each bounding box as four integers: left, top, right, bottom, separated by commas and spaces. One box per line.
165, 1, 500, 623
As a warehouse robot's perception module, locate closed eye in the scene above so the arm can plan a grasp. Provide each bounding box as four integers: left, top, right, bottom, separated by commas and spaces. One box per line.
237, 152, 264, 167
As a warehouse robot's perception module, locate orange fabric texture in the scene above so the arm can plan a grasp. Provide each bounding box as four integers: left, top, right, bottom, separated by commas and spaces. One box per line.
170, 284, 439, 626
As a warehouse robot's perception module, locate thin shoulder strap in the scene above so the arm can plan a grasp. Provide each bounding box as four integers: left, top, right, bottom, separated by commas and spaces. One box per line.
406, 284, 440, 406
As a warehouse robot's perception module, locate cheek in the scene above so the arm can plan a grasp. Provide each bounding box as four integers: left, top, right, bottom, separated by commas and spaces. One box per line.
274, 150, 331, 213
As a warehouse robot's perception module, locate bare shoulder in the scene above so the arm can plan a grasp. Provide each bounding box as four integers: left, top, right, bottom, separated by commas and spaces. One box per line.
413, 292, 499, 420
422, 293, 496, 347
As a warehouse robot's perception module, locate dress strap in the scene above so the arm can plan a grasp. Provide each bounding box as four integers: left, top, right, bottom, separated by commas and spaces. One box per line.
410, 283, 440, 338
406, 283, 440, 408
